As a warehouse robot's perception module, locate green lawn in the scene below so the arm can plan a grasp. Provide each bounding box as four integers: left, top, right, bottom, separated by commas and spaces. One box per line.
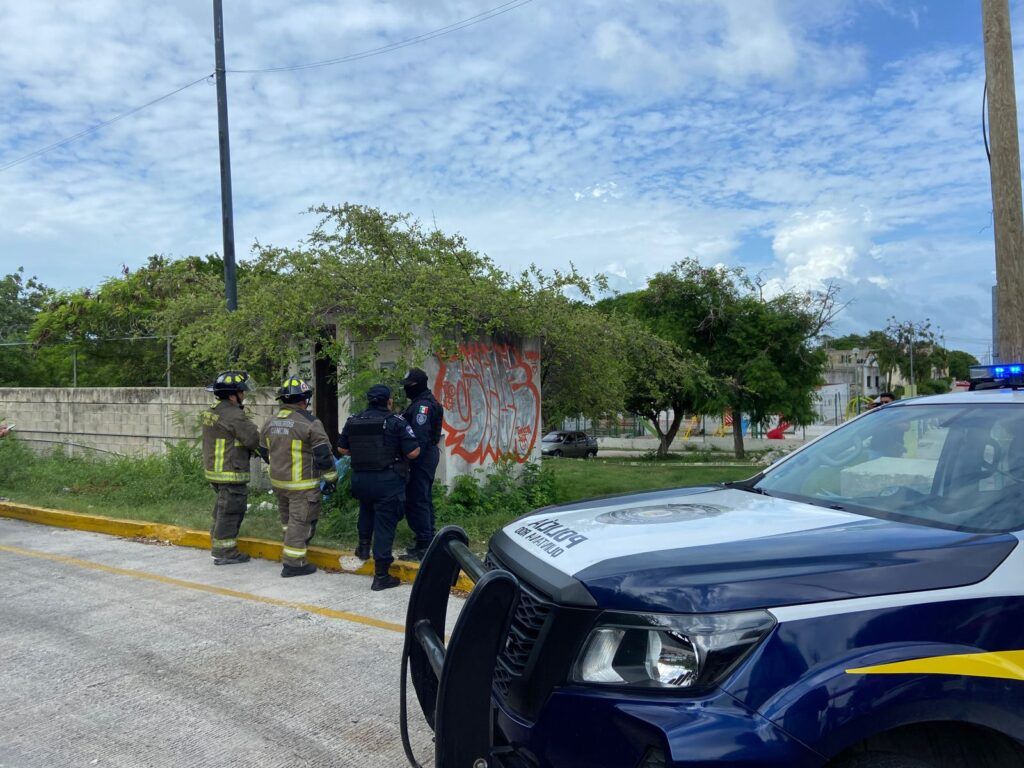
549, 457, 758, 504
0, 438, 758, 552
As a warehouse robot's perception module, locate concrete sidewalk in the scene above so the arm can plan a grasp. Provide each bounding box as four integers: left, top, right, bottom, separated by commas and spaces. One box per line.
0, 517, 461, 768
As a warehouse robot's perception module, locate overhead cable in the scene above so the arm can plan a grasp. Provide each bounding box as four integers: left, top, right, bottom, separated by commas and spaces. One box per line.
0, 74, 212, 173
0, 0, 538, 172
228, 0, 536, 73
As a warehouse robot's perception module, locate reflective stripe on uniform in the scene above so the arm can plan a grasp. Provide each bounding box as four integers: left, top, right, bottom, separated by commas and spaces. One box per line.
291, 440, 303, 485
282, 546, 307, 558
212, 538, 237, 549
270, 477, 320, 490
322, 469, 339, 483
205, 470, 251, 483
214, 438, 226, 473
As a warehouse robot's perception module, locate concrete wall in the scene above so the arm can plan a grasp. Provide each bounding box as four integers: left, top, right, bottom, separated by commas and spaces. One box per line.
339, 337, 543, 484
0, 387, 278, 458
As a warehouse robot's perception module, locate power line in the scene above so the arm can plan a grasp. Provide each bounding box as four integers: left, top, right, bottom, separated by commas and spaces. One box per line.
228, 0, 536, 73
0, 74, 212, 174
0, 0, 538, 174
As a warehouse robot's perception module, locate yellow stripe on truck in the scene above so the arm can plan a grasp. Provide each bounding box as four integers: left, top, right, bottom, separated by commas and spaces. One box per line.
847, 650, 1024, 681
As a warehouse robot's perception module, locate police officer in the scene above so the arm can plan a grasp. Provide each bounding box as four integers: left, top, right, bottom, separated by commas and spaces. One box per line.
400, 368, 444, 561
337, 384, 420, 591
260, 378, 338, 578
201, 371, 265, 566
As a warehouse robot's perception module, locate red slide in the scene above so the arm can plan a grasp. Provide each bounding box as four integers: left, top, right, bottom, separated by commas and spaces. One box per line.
766, 421, 791, 440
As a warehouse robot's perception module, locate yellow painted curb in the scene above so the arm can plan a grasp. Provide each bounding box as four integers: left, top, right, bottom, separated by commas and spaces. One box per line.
0, 501, 474, 591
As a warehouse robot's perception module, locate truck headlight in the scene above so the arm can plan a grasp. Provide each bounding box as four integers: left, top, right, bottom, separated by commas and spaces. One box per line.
572, 610, 776, 691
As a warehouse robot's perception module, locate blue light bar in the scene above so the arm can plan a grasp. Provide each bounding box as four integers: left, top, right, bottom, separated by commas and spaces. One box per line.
970, 363, 1024, 381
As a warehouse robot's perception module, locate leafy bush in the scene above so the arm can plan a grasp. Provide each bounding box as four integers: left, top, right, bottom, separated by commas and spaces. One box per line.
437, 460, 555, 523
0, 435, 37, 486
318, 459, 556, 546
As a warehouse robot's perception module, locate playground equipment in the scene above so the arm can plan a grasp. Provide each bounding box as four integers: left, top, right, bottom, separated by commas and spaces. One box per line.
714, 412, 749, 437
682, 414, 702, 439
846, 395, 875, 420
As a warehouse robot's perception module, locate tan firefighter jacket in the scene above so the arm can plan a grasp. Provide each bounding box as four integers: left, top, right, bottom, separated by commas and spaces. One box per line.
201, 400, 261, 484
260, 407, 339, 491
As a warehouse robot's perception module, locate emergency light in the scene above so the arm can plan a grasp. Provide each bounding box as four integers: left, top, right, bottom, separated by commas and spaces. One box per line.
969, 363, 1024, 388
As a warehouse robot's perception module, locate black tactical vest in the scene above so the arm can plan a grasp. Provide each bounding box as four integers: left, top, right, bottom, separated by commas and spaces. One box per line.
346, 413, 399, 472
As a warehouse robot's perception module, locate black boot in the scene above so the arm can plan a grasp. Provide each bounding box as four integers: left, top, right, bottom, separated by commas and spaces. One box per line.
402, 541, 432, 562
281, 562, 317, 578
371, 558, 401, 591
354, 540, 372, 560
214, 552, 251, 566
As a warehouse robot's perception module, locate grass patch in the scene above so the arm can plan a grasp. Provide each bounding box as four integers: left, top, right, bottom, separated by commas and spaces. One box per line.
548, 458, 756, 504
0, 438, 757, 552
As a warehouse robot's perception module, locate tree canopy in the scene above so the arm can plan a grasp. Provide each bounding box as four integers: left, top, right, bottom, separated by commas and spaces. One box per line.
606, 259, 838, 457
0, 268, 53, 386
159, 204, 625, 421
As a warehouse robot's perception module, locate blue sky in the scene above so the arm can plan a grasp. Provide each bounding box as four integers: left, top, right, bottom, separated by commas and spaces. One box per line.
0, 1, 1015, 359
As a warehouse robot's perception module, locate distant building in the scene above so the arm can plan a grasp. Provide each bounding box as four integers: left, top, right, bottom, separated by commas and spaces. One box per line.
824, 348, 881, 401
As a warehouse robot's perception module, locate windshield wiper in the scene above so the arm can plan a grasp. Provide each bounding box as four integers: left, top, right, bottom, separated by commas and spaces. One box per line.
723, 479, 771, 496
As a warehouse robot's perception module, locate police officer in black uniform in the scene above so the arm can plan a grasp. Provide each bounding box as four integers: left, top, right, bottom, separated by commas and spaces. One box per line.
400, 368, 445, 561
337, 384, 420, 591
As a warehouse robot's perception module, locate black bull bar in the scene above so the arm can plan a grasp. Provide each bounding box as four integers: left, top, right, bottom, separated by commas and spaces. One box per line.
399, 526, 522, 768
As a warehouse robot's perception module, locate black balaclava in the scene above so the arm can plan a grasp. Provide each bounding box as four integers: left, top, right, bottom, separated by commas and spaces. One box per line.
404, 380, 427, 399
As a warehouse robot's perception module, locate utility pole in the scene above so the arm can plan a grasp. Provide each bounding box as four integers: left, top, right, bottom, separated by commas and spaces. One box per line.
908, 325, 915, 396
213, 0, 237, 312
982, 0, 1024, 361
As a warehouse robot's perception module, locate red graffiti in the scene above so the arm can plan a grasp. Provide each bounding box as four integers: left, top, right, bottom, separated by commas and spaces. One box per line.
435, 342, 541, 465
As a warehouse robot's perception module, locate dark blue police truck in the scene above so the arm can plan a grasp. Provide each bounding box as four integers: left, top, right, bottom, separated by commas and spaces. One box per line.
399, 365, 1024, 768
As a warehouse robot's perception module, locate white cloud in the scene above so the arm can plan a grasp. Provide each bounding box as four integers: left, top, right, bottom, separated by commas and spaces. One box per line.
0, 0, 1002, 358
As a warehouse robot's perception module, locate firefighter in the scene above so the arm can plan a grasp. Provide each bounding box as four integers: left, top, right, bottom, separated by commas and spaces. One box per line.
260, 378, 338, 578
201, 370, 265, 566
337, 384, 420, 591
400, 367, 445, 561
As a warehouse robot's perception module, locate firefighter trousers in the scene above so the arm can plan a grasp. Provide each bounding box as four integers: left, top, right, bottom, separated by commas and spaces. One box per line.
210, 483, 248, 557
275, 488, 321, 567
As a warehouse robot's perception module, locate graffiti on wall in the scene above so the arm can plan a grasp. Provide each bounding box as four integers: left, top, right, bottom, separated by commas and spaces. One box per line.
435, 342, 541, 465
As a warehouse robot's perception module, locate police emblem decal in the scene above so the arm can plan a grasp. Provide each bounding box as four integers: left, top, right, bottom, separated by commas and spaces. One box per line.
416, 413, 428, 425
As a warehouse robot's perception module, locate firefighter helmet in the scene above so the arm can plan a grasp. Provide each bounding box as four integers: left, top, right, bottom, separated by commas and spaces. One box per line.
207, 371, 254, 399
276, 377, 313, 404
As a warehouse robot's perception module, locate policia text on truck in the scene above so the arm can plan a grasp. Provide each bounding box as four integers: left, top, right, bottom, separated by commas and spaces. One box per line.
400, 366, 1024, 768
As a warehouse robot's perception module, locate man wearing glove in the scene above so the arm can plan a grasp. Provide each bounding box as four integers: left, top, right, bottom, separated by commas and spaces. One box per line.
201, 371, 264, 566
260, 378, 338, 578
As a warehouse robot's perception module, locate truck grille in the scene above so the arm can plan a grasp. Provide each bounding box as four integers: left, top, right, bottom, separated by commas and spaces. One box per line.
485, 554, 553, 698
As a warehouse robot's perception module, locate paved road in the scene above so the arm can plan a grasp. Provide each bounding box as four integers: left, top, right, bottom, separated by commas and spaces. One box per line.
0, 518, 461, 768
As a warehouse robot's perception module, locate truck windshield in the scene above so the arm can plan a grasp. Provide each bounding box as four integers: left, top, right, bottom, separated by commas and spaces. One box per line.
754, 403, 1024, 533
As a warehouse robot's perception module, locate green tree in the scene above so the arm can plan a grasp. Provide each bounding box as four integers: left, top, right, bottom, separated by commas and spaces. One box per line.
539, 300, 628, 428
29, 256, 221, 386
946, 350, 979, 381
619, 318, 713, 456
883, 318, 946, 394
0, 268, 53, 386
608, 259, 839, 458
164, 204, 624, 415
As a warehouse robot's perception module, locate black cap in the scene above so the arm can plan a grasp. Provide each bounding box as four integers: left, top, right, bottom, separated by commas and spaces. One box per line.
401, 368, 428, 386
367, 384, 392, 402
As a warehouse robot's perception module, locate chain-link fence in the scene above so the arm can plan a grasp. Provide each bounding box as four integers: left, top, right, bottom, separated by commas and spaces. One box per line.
0, 335, 209, 388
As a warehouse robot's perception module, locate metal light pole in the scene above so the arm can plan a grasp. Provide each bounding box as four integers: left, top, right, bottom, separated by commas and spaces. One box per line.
213, 0, 237, 313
